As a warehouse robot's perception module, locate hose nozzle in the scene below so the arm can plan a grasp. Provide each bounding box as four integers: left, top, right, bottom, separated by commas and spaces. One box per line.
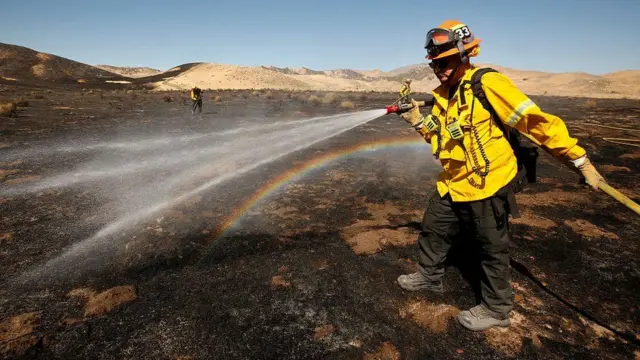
385, 100, 428, 115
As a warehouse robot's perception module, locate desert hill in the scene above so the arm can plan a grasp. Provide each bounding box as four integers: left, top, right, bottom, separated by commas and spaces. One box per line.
148, 63, 404, 92
151, 63, 313, 91
261, 66, 325, 76
0, 42, 126, 84
1, 42, 638, 99
471, 63, 638, 99
383, 64, 436, 83
95, 65, 162, 78
151, 61, 639, 98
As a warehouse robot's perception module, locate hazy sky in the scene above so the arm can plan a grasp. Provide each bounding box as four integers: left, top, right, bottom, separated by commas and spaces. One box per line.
2, 0, 638, 74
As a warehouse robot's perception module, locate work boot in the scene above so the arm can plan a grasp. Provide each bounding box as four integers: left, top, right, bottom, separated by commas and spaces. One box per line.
457, 304, 510, 331
397, 272, 443, 292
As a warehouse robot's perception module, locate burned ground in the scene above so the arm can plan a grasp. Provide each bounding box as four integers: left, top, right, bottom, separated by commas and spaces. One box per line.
0, 85, 639, 359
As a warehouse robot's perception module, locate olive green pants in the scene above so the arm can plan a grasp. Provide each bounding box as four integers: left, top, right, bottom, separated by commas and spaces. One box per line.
417, 190, 513, 319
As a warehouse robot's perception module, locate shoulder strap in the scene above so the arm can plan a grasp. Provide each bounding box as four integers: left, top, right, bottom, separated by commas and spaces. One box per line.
470, 68, 539, 189
470, 68, 498, 119
469, 68, 513, 140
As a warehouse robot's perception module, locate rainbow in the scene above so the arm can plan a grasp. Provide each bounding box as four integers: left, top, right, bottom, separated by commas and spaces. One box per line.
209, 136, 430, 242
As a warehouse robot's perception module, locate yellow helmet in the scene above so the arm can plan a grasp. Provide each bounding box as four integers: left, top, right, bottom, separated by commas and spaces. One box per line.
425, 20, 482, 61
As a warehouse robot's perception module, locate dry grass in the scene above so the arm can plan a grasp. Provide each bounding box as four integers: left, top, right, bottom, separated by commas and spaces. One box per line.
67, 286, 137, 317
307, 95, 322, 106
0, 312, 41, 358
162, 95, 173, 102
584, 99, 597, 108
323, 92, 341, 104
313, 324, 335, 341
363, 342, 401, 360
0, 102, 17, 117
340, 100, 355, 110
400, 300, 460, 333
212, 95, 222, 103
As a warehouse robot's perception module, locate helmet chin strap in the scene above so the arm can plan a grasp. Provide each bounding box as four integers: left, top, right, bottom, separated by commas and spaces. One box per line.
444, 57, 467, 88
445, 63, 462, 89
457, 37, 469, 64
448, 36, 471, 87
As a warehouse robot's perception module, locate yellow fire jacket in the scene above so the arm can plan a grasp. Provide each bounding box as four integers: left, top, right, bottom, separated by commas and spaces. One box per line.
190, 89, 201, 101
400, 84, 411, 98
417, 66, 586, 202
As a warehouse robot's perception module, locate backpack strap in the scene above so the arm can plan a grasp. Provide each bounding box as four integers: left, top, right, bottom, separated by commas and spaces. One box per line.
470, 68, 498, 111
468, 68, 535, 218
469, 68, 509, 137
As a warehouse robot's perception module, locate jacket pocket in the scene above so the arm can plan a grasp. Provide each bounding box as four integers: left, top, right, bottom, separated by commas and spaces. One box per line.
439, 142, 466, 162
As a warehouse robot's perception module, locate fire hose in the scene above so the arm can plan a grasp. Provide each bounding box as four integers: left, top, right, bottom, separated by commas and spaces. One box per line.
385, 101, 640, 216
519, 132, 640, 216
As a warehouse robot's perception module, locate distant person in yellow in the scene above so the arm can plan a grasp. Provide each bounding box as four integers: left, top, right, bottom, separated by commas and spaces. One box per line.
190, 86, 203, 114
399, 78, 412, 104
396, 19, 605, 331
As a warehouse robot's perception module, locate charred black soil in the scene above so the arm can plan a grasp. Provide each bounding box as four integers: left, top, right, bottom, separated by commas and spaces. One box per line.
1, 84, 639, 359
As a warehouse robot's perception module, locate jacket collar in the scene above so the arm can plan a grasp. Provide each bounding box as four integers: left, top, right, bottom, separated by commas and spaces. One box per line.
430, 65, 478, 108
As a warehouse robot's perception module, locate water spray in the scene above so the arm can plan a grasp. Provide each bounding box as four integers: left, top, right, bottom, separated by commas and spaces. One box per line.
12, 109, 389, 284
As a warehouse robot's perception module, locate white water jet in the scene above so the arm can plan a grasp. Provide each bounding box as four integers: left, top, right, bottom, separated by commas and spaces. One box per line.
14, 109, 388, 283
1, 112, 382, 197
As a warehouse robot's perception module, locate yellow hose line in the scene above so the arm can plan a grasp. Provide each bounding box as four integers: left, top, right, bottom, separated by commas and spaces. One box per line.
391, 94, 410, 106
602, 138, 640, 147
598, 182, 640, 216
581, 123, 640, 146
601, 138, 640, 142
584, 123, 640, 133
519, 132, 640, 217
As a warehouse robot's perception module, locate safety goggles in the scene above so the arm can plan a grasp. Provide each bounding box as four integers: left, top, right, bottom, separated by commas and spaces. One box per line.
425, 27, 472, 58
425, 28, 457, 57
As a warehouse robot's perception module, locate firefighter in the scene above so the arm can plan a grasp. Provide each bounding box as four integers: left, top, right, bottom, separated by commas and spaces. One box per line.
396, 20, 605, 331
190, 86, 203, 114
399, 78, 412, 104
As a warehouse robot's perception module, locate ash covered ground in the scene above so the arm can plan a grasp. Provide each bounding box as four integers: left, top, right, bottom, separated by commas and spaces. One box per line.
1, 85, 639, 359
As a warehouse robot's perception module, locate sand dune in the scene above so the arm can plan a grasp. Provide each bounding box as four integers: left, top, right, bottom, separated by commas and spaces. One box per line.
1, 41, 638, 98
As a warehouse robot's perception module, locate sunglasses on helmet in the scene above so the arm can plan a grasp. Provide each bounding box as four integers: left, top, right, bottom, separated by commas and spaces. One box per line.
425, 26, 473, 58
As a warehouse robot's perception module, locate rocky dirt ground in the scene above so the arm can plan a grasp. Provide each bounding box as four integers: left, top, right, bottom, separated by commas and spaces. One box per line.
0, 84, 639, 359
